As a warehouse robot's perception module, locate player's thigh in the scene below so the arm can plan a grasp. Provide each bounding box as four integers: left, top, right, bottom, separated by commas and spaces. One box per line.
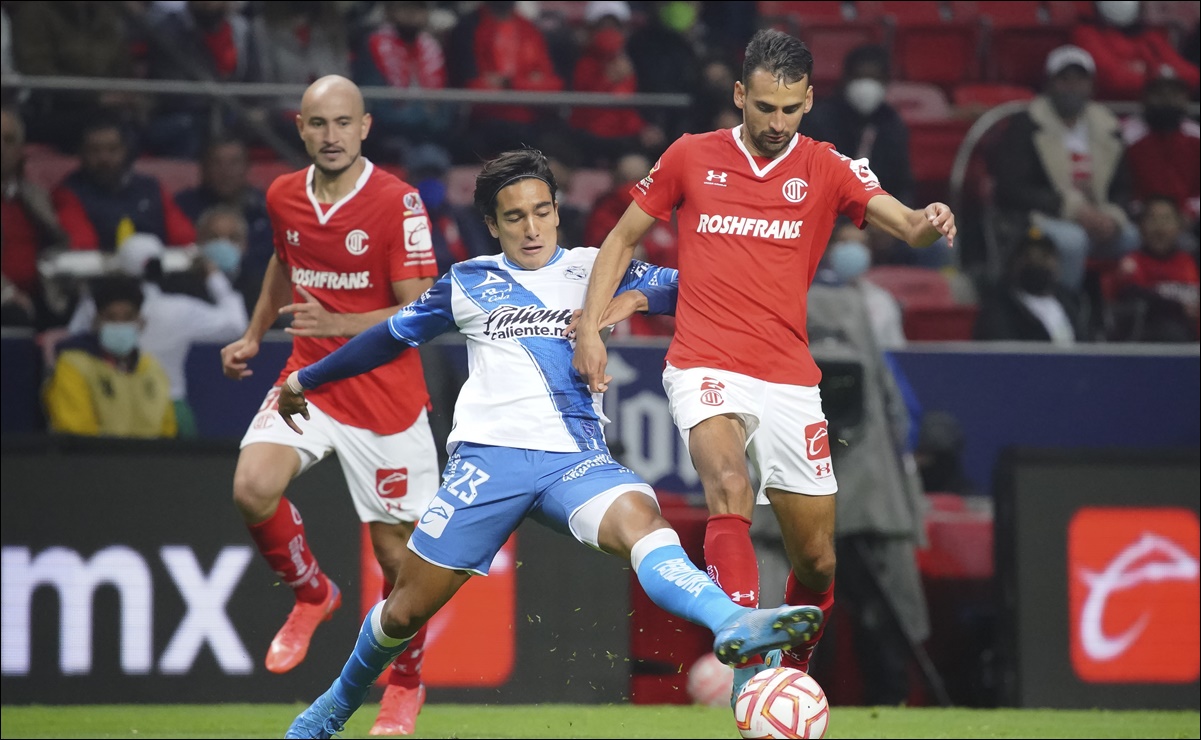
748, 382, 838, 502
408, 443, 537, 576
326, 407, 441, 525
235, 387, 335, 515
384, 544, 473, 629
662, 364, 765, 509
368, 520, 416, 584
535, 449, 661, 557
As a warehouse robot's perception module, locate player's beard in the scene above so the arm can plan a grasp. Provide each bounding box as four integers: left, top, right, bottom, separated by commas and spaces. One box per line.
756, 130, 791, 157
314, 150, 360, 180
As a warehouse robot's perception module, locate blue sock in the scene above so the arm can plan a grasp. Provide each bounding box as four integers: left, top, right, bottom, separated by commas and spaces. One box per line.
632, 529, 746, 633
329, 602, 411, 712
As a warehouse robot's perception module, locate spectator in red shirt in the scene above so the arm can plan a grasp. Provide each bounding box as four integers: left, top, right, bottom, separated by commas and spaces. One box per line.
446, 1, 563, 160
1111, 195, 1200, 341
1122, 74, 1200, 230
567, 1, 647, 168
1072, 1, 1200, 101
355, 1, 454, 161
142, 1, 263, 157
2, 107, 68, 327
53, 118, 196, 252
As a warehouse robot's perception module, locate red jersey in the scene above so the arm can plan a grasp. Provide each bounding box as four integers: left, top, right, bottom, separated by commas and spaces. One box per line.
632, 126, 887, 385
267, 161, 439, 434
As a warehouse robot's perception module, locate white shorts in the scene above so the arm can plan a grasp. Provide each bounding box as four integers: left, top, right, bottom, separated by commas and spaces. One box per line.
662, 363, 838, 502
240, 387, 440, 524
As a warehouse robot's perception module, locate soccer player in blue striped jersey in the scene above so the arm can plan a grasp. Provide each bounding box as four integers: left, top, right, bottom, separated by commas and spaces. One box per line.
280, 149, 822, 739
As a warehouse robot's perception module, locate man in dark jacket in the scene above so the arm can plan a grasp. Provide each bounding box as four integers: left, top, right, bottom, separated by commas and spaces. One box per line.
974, 229, 1086, 343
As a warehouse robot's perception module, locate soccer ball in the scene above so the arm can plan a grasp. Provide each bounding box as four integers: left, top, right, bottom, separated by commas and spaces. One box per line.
687, 652, 734, 708
733, 667, 829, 739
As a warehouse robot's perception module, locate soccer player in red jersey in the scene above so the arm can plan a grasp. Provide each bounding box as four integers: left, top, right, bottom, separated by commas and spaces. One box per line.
219, 76, 439, 736
573, 29, 957, 700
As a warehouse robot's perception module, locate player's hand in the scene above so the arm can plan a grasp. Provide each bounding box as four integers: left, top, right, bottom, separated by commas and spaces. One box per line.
280, 286, 345, 338
572, 329, 613, 393
220, 336, 259, 380
925, 202, 957, 249
600, 290, 649, 328
277, 371, 310, 435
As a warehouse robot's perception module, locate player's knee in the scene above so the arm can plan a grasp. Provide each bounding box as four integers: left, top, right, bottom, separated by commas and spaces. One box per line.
232, 466, 284, 520
380, 595, 428, 637
706, 467, 754, 504
794, 547, 836, 587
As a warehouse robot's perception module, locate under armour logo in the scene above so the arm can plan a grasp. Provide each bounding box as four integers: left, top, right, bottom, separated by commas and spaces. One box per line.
286, 230, 300, 246
705, 170, 728, 185
730, 590, 757, 605
815, 462, 832, 477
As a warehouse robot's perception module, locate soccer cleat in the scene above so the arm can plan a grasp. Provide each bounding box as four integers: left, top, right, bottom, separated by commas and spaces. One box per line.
369, 683, 426, 735
266, 577, 342, 674
713, 604, 823, 667
730, 649, 783, 708
285, 687, 350, 739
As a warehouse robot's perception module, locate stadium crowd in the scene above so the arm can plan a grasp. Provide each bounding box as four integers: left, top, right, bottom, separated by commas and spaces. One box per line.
1, 1, 1199, 440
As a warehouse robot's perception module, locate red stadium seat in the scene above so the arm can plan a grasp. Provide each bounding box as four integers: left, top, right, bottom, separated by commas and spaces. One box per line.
1049, 1, 1089, 26
797, 21, 886, 89
247, 160, 295, 191
135, 158, 199, 195
891, 23, 983, 89
949, 1, 1046, 27
756, 0, 851, 26
864, 265, 956, 308
986, 25, 1071, 87
856, 1, 950, 25
903, 304, 980, 340
952, 82, 1036, 109
908, 118, 973, 199
886, 81, 953, 123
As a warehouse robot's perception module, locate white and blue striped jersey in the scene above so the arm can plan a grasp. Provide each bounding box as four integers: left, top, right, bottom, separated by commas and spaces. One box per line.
385, 247, 677, 453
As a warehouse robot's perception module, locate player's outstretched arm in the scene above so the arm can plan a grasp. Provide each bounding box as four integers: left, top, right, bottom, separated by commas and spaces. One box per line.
281, 277, 435, 338
864, 194, 957, 249
221, 254, 292, 380
573, 202, 658, 393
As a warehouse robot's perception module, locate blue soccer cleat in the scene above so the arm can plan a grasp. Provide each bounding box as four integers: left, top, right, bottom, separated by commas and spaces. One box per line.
730, 649, 784, 708
285, 686, 351, 739
713, 604, 822, 667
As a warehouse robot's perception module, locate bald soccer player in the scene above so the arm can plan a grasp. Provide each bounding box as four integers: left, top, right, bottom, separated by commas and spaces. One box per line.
219, 76, 440, 736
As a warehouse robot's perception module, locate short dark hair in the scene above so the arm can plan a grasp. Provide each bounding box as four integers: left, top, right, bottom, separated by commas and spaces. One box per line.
91, 275, 144, 313
842, 44, 890, 81
1138, 194, 1182, 221
201, 134, 248, 160
473, 148, 558, 219
742, 29, 814, 86
78, 115, 126, 148
1009, 227, 1058, 269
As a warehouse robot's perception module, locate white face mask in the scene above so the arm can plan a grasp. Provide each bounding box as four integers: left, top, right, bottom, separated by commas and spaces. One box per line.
845, 78, 886, 117
1097, 1, 1140, 27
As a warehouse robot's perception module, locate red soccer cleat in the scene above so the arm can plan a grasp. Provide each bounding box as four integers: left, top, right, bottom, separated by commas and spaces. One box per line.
265, 576, 342, 674
369, 683, 426, 736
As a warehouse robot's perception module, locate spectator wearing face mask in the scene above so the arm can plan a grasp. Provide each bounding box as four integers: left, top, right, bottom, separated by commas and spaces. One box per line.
1073, 1, 1200, 101
1111, 195, 1200, 341
44, 275, 177, 438
991, 46, 1140, 292
66, 231, 248, 437
815, 220, 907, 350
1122, 74, 1200, 231
974, 229, 1085, 343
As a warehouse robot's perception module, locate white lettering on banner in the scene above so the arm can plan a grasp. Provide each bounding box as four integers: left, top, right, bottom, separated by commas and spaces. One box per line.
1077, 533, 1200, 661
696, 214, 804, 239
158, 546, 253, 674
291, 266, 371, 290
652, 558, 711, 596
1, 545, 253, 677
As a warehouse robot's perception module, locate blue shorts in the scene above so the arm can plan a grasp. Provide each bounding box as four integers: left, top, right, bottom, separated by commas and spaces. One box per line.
409, 442, 657, 575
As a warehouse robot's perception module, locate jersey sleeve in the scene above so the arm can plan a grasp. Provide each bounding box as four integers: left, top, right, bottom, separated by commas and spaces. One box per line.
387, 189, 440, 281
630, 135, 690, 222
823, 145, 889, 228
387, 272, 457, 345
265, 186, 289, 265
616, 260, 679, 316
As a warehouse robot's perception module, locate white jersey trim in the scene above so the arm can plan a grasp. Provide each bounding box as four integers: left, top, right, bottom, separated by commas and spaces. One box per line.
731, 125, 798, 179
306, 158, 376, 225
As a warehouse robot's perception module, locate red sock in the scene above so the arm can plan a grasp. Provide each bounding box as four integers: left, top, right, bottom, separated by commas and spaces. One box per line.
704, 514, 759, 607
782, 572, 835, 673
247, 498, 328, 604
381, 580, 426, 688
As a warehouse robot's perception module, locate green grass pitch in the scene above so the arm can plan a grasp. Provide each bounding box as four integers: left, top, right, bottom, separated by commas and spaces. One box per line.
1, 704, 1198, 739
